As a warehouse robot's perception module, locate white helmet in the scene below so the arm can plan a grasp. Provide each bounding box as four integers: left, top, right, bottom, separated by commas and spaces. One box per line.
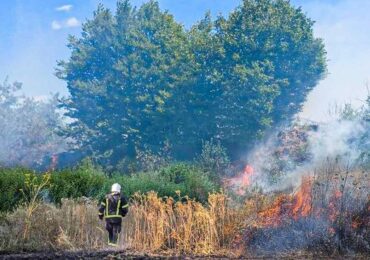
111, 183, 121, 193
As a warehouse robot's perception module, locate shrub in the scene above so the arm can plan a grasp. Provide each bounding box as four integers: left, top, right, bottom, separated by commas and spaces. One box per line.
49, 160, 106, 204
0, 168, 29, 212
158, 164, 218, 202
104, 164, 218, 203
0, 162, 219, 211
197, 139, 230, 180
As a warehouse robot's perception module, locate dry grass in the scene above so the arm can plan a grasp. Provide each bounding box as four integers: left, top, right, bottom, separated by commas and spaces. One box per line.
0, 192, 245, 256
122, 192, 243, 255
0, 197, 106, 252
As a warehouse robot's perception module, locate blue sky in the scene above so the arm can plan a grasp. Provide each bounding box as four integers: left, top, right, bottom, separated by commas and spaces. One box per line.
0, 0, 369, 121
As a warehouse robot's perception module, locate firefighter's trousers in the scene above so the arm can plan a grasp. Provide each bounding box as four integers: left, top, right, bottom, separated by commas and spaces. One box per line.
105, 220, 122, 246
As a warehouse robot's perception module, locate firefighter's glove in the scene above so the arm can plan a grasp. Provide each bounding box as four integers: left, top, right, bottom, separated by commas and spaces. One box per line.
99, 215, 103, 220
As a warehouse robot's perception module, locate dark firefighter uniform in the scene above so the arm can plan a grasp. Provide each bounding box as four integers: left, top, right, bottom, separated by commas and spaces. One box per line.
98, 192, 129, 246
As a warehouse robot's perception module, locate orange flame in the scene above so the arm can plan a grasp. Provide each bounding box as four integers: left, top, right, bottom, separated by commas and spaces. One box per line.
258, 195, 291, 227
292, 177, 313, 220
328, 190, 342, 222
257, 176, 313, 227
241, 165, 254, 187
224, 164, 255, 195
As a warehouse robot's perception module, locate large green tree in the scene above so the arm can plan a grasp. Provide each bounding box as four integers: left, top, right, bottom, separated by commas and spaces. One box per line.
57, 1, 191, 170
58, 0, 326, 170
175, 0, 326, 156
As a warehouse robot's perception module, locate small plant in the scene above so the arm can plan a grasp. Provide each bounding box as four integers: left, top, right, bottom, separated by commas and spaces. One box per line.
197, 139, 230, 179
20, 172, 51, 240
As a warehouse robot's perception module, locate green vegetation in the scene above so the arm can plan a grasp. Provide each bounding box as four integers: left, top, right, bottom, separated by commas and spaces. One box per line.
0, 162, 218, 212
49, 160, 106, 203
0, 168, 26, 212
57, 0, 326, 171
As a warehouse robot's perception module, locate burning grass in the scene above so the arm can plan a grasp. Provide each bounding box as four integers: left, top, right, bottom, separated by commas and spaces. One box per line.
243, 163, 370, 255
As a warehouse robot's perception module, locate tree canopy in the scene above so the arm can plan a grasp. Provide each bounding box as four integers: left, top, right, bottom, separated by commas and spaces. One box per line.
58, 0, 326, 171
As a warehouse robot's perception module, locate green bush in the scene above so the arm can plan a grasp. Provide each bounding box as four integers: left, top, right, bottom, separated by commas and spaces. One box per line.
96, 164, 217, 203
0, 168, 28, 211
107, 164, 217, 203
0, 162, 218, 212
159, 164, 217, 202
49, 161, 106, 204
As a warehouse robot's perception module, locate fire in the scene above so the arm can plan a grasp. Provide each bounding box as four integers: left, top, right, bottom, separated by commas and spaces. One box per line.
253, 175, 365, 239
49, 154, 58, 171
241, 165, 254, 187
257, 176, 313, 227
224, 164, 255, 195
258, 195, 291, 227
292, 177, 313, 219
328, 190, 342, 222
244, 169, 369, 252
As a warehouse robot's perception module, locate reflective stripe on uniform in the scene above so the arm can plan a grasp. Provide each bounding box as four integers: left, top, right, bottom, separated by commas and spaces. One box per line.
101, 202, 106, 206
104, 197, 122, 218
105, 198, 109, 217
105, 215, 122, 219
116, 199, 121, 215
122, 204, 129, 208
98, 212, 104, 216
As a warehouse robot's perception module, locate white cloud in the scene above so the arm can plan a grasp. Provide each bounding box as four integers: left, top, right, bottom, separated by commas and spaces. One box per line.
51, 20, 62, 30
65, 17, 80, 28
56, 4, 73, 12
51, 17, 81, 30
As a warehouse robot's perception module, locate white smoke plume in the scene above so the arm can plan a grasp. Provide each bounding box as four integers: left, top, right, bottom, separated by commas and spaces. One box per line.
241, 118, 369, 192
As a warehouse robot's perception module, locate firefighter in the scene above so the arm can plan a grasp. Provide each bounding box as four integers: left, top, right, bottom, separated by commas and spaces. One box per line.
98, 183, 129, 246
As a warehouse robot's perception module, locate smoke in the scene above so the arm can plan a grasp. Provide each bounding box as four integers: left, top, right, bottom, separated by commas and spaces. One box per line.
309, 120, 365, 164
240, 119, 370, 254
0, 80, 68, 169
240, 118, 369, 192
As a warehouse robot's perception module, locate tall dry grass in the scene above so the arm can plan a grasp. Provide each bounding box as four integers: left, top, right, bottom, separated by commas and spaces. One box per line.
121, 191, 243, 255
0, 197, 106, 252
0, 192, 245, 256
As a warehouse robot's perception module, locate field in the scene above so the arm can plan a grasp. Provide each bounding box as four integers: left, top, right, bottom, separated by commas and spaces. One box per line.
0, 163, 368, 259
